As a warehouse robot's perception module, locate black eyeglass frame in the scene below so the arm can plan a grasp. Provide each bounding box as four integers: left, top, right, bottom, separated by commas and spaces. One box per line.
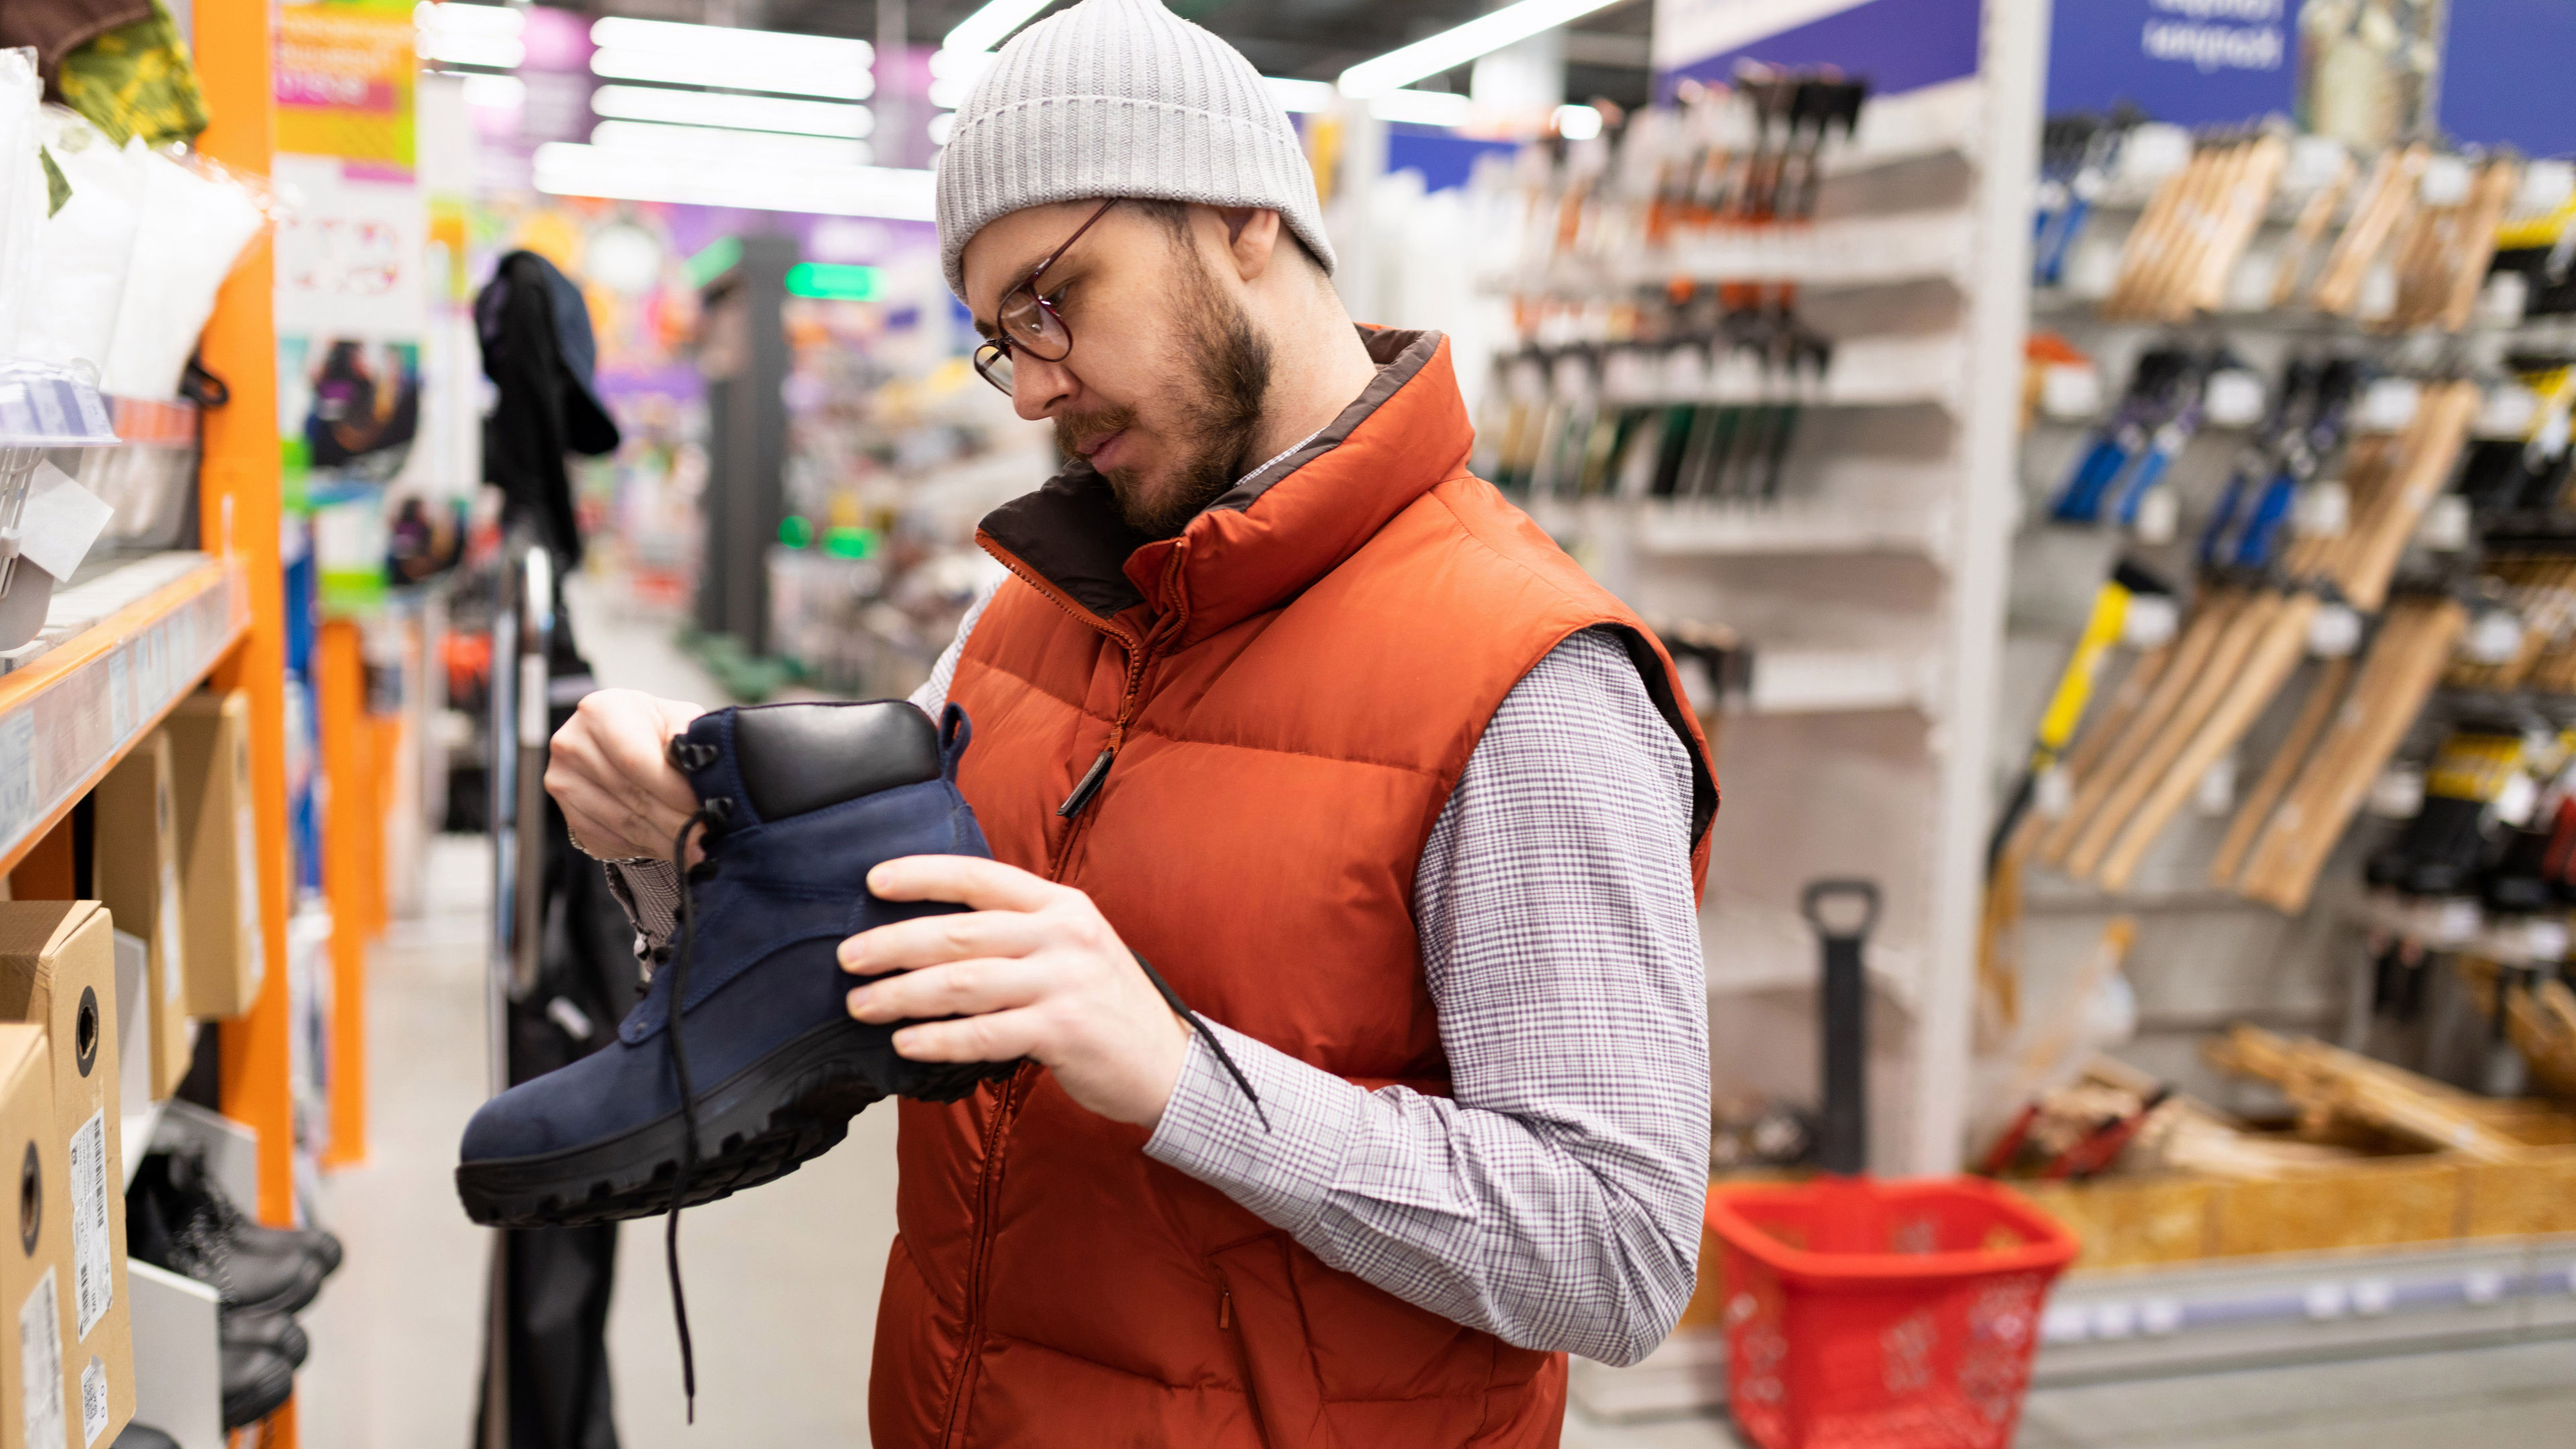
971, 198, 1120, 395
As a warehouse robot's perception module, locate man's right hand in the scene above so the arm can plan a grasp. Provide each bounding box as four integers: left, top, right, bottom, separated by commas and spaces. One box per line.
545, 688, 708, 863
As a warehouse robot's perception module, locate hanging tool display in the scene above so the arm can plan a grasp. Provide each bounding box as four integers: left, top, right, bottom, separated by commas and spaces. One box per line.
2197, 358, 2363, 572
2103, 128, 2288, 322
1486, 288, 1835, 504
2365, 719, 2553, 900
2228, 592, 2472, 912
2032, 107, 2143, 288
2457, 358, 2574, 522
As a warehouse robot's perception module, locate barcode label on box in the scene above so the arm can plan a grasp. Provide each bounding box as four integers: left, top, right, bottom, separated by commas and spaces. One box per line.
78, 1356, 103, 1446
19, 1268, 62, 1449
68, 1112, 108, 1340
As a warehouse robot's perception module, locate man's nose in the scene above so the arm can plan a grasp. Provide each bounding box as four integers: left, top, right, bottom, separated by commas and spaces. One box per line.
1010, 352, 1075, 422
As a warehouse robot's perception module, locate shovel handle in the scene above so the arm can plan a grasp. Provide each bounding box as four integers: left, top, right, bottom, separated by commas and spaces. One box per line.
1803, 879, 1880, 1176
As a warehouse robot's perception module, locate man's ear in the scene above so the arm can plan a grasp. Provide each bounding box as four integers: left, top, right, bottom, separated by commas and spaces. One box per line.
1218, 207, 1283, 282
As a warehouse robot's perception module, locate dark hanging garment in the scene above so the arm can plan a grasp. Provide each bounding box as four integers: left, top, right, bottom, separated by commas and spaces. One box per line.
472, 249, 628, 1449
475, 250, 621, 570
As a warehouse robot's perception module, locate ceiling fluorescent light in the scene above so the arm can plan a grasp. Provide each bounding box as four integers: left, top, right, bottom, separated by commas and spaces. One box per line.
1368, 89, 1473, 127
590, 48, 874, 101
415, 2, 522, 37
942, 0, 1055, 56
533, 142, 936, 220
415, 1, 525, 66
419, 34, 525, 68
1265, 78, 1337, 113
1338, 0, 1627, 97
589, 17, 871, 70
591, 120, 871, 168
590, 85, 872, 139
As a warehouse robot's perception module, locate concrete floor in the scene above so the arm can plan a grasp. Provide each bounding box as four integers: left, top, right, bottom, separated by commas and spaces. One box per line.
291, 583, 2576, 1447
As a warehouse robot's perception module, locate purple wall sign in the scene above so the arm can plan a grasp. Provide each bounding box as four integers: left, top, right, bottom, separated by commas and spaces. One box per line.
1655, 0, 1984, 103
2045, 0, 2295, 123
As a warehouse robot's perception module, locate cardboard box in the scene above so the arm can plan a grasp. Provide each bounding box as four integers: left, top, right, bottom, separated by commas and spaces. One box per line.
0, 1024, 72, 1449
92, 735, 191, 1102
164, 692, 264, 1022
0, 904, 131, 1446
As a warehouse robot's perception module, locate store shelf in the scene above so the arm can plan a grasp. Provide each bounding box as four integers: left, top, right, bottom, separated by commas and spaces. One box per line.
0, 551, 245, 878
1523, 494, 1952, 561
1487, 211, 1976, 299
1741, 647, 1937, 716
1703, 898, 1924, 1007
1825, 76, 1981, 179
1570, 1233, 2576, 1422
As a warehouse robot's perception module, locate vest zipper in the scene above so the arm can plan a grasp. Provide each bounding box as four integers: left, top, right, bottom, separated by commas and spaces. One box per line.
1057, 745, 1115, 818
940, 546, 1190, 1446
1219, 1287, 1233, 1330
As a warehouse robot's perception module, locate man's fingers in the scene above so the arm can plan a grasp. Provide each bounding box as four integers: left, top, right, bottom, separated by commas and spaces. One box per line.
890, 1007, 1044, 1064
839, 910, 1046, 975
867, 854, 1061, 913
545, 761, 696, 861
847, 956, 1044, 1023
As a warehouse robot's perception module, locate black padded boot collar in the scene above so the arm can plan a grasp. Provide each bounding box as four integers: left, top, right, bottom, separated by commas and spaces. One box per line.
672, 700, 945, 827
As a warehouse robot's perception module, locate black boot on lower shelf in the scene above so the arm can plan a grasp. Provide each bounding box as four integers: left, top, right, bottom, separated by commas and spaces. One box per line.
222, 1342, 296, 1430
224, 1309, 310, 1369
110, 1426, 179, 1449
127, 1152, 330, 1316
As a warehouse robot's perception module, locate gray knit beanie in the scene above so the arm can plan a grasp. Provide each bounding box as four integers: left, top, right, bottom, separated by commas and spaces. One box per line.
934, 0, 1336, 301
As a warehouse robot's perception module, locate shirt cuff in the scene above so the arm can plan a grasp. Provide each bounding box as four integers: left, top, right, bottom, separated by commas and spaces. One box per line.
604, 858, 682, 955
1143, 1020, 1369, 1239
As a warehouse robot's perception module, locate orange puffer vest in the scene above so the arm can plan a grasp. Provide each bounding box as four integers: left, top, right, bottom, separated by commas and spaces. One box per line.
869, 330, 1718, 1448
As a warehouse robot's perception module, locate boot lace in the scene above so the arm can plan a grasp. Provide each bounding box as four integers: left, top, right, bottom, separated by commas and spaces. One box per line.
662, 796, 731, 1423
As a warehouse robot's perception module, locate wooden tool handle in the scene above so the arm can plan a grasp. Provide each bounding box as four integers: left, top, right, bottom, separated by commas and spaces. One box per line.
2209, 652, 2352, 886
2190, 134, 2287, 315
2313, 143, 2426, 315
2096, 593, 2318, 892
2039, 594, 2238, 866
2062, 643, 2174, 784
2439, 158, 2522, 331
2069, 592, 2282, 879
2271, 152, 2357, 308
2238, 598, 2465, 911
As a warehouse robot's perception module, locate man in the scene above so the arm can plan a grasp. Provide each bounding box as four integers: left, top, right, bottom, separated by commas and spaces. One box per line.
543, 0, 1719, 1442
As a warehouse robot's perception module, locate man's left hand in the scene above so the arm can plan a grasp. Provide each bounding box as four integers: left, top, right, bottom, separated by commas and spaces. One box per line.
840, 856, 1191, 1128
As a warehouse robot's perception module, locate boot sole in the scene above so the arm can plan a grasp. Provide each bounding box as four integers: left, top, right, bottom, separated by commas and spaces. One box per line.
454, 1018, 1012, 1229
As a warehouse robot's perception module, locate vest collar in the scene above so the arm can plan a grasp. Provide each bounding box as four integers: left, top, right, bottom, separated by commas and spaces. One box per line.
975, 327, 1468, 645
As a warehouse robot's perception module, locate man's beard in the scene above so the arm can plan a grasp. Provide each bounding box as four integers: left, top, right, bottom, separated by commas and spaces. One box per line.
1055, 262, 1272, 539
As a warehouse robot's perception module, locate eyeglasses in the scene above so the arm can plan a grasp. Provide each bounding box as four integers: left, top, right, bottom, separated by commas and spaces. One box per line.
971, 198, 1118, 396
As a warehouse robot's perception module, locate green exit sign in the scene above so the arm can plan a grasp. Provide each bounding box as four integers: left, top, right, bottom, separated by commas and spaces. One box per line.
784, 262, 883, 301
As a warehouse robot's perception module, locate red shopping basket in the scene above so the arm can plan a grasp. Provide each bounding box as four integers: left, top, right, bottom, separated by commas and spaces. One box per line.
1705, 1175, 2080, 1449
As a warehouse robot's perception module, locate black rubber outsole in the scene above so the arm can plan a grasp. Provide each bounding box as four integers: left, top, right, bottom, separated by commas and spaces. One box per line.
456, 1018, 1018, 1230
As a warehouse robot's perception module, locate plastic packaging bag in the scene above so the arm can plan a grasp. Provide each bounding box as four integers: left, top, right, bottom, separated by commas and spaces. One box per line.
99, 147, 267, 399
29, 107, 144, 375
0, 48, 47, 360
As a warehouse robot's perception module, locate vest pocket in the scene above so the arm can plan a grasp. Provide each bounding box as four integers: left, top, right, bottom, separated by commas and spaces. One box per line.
1208, 1234, 1345, 1449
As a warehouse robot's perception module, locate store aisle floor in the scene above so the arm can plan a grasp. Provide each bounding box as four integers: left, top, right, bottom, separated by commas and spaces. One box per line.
1564, 1336, 2576, 1448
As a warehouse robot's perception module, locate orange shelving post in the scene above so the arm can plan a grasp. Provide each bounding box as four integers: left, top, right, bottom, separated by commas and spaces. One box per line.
196, 0, 300, 1442
315, 619, 379, 1168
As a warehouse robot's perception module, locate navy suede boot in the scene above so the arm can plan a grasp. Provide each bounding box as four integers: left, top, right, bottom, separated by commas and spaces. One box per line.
455, 700, 1015, 1232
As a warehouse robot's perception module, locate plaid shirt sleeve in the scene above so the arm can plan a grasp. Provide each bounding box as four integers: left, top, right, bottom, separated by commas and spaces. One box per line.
1143, 627, 1711, 1366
